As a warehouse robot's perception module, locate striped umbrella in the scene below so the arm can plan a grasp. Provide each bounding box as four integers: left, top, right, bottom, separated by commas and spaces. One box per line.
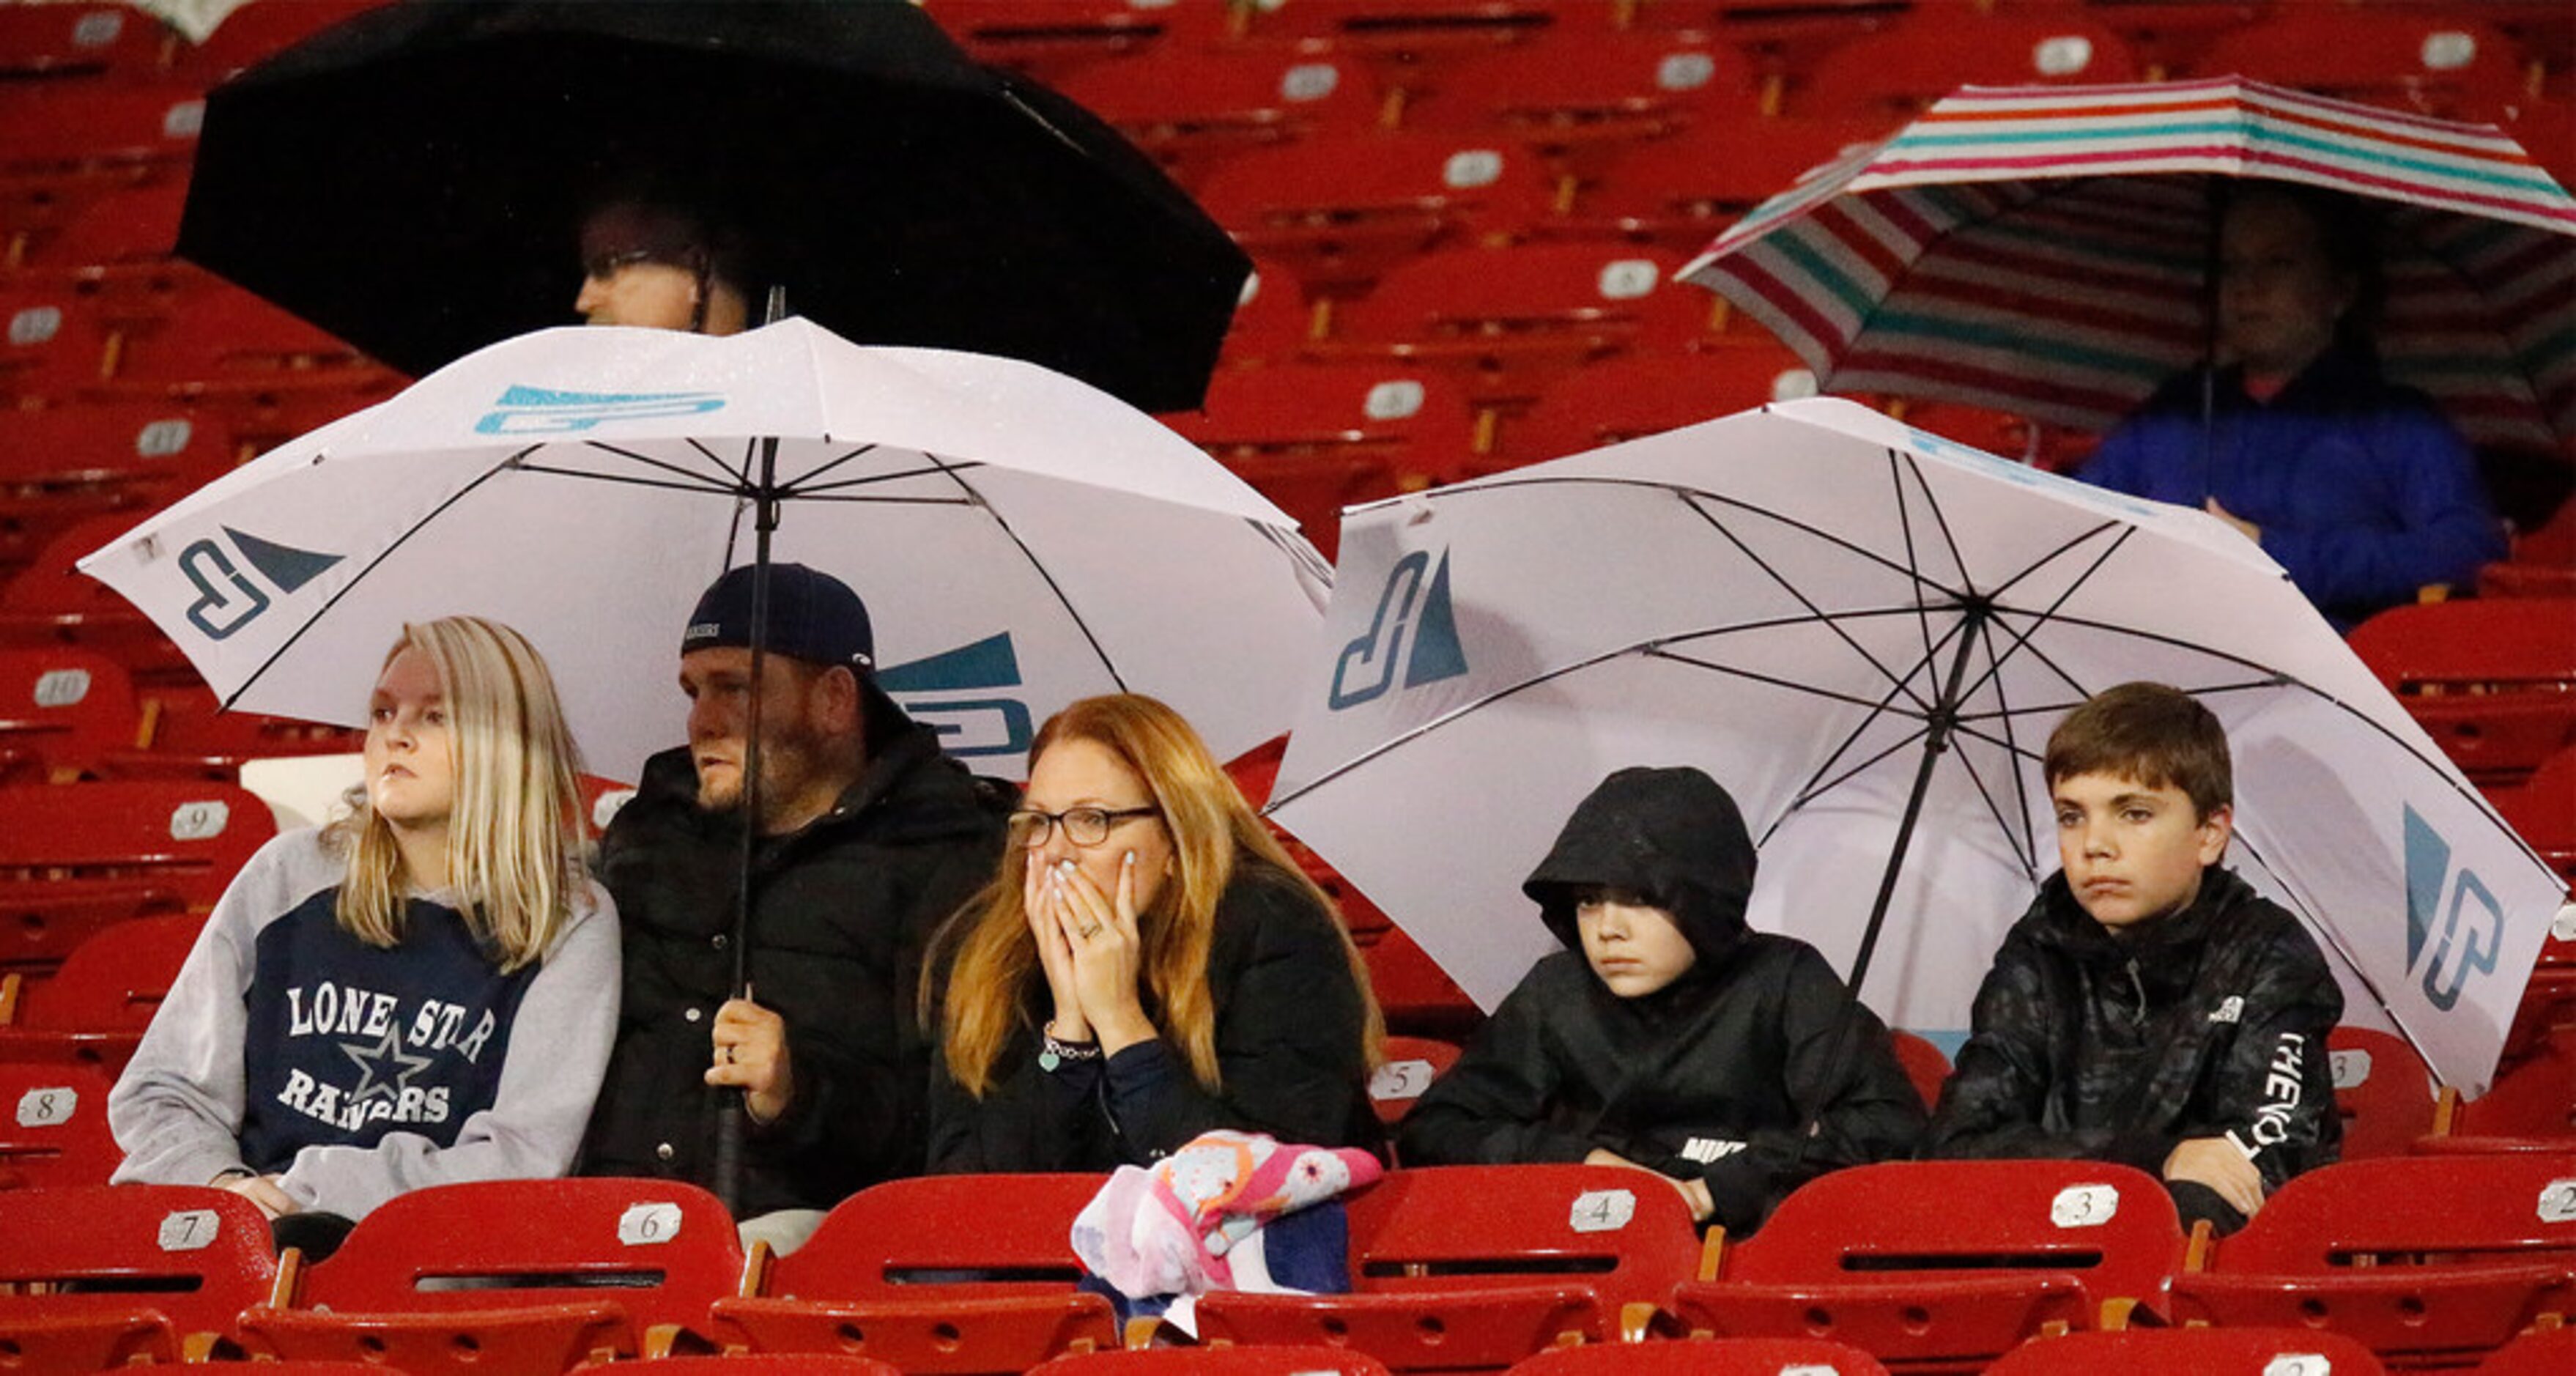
1679, 77, 2576, 456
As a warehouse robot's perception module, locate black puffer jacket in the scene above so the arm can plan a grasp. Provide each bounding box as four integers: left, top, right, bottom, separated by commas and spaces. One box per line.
1927, 866, 2343, 1192
1397, 766, 1927, 1235
580, 725, 1006, 1216
925, 861, 1381, 1172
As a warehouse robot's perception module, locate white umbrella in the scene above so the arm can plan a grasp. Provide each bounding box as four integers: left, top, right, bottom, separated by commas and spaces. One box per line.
1269, 396, 2565, 1095
78, 319, 1330, 784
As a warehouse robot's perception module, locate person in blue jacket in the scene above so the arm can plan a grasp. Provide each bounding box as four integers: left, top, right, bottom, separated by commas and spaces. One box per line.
2079, 182, 2504, 630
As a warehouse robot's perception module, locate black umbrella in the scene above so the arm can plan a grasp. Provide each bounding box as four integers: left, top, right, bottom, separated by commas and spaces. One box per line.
176, 0, 1248, 413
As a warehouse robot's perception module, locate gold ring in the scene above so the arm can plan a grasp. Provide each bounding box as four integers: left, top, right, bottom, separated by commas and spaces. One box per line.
722, 1046, 736, 1065
1078, 923, 1102, 939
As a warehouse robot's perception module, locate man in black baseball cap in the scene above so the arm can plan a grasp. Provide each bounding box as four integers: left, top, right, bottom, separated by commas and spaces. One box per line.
581, 563, 1006, 1254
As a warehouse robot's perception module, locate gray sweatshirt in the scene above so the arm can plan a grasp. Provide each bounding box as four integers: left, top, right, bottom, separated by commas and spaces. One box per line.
108, 828, 620, 1221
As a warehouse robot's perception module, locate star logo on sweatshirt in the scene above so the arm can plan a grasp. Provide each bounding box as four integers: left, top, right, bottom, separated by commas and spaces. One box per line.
339, 1025, 434, 1106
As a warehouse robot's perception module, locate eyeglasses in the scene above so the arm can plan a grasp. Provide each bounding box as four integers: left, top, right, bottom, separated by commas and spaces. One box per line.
580, 248, 659, 281
1008, 804, 1161, 848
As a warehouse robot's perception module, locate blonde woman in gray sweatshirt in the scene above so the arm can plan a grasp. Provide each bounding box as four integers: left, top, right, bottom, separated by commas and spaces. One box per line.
109, 617, 618, 1243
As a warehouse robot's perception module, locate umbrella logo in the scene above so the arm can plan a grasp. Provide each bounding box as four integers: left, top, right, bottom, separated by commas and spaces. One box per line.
176, 528, 344, 642
473, 385, 725, 435
2404, 805, 2503, 1012
878, 633, 1033, 760
1329, 549, 1467, 711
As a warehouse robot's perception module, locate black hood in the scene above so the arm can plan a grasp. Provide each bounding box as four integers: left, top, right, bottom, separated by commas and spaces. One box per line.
1523, 766, 1756, 968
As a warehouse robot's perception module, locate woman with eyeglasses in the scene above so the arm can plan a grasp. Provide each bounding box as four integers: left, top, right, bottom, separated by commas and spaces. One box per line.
925, 694, 1383, 1170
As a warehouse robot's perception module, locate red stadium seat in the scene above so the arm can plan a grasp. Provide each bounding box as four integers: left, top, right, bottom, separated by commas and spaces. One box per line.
1185, 1164, 1703, 1370
0, 278, 114, 401
1568, 114, 1894, 254
239, 1177, 745, 1371
1498, 344, 1813, 467
2423, 1032, 2576, 1150
0, 399, 235, 486
921, 0, 1229, 83
1163, 361, 1481, 557
0, 778, 275, 907
0, 1183, 279, 1364
2171, 1154, 2576, 1368
711, 1172, 1119, 1374
1196, 132, 1558, 292
1663, 1160, 2185, 1369
574, 1358, 900, 1376
1056, 44, 1387, 187
111, 681, 367, 781
1216, 259, 1325, 367
2346, 599, 2576, 789
1890, 1029, 1951, 1114
0, 513, 193, 678
1404, 32, 1761, 171
1794, 13, 2139, 118
1032, 1347, 1395, 1376
2476, 1323, 2576, 1375
0, 1056, 122, 1188
1234, 0, 1575, 56
40, 171, 191, 267
0, 1, 170, 78
0, 82, 204, 172
2495, 744, 2576, 883
1368, 1032, 1461, 1128
0, 879, 187, 972
1507, 1337, 1891, 1374
1168, 361, 1481, 481
2327, 1024, 2437, 1161
2193, 13, 2533, 120
1983, 1325, 2388, 1375
0, 911, 205, 1073
1355, 922, 1481, 1042
0, 646, 140, 783
1328, 243, 1719, 408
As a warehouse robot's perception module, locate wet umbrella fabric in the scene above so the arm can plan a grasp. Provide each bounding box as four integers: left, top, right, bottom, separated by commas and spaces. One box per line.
176, 0, 1249, 412
1268, 398, 2564, 1095
1680, 78, 2576, 457
76, 319, 1329, 785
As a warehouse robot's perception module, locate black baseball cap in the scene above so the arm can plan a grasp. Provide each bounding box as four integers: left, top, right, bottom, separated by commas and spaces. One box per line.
681, 563, 874, 672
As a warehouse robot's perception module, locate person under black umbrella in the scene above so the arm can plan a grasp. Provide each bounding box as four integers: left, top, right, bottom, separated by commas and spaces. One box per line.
578, 564, 1006, 1256
572, 198, 755, 336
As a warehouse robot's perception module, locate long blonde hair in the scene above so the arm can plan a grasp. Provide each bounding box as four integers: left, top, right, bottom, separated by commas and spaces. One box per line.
329, 617, 587, 971
936, 694, 1383, 1096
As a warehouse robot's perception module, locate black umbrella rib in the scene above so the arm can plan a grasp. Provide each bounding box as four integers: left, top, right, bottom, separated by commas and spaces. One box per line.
1967, 610, 2046, 879
218, 462, 520, 711
507, 462, 748, 497
1435, 473, 1961, 595
769, 442, 883, 494
1774, 721, 1937, 834
789, 459, 991, 496
1753, 614, 1972, 839
687, 437, 758, 489
1890, 447, 1942, 676
574, 440, 760, 495
1648, 646, 1934, 717
1950, 675, 2290, 727
1950, 525, 2132, 708
1675, 491, 1936, 716
1893, 447, 1979, 601
908, 449, 1126, 692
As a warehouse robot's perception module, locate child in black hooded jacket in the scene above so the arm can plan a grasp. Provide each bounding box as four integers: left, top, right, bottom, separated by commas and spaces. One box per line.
1399, 766, 1925, 1234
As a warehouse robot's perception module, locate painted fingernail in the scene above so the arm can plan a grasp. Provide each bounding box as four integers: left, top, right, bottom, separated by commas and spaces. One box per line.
1123, 851, 1136, 866
1059, 859, 1077, 876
